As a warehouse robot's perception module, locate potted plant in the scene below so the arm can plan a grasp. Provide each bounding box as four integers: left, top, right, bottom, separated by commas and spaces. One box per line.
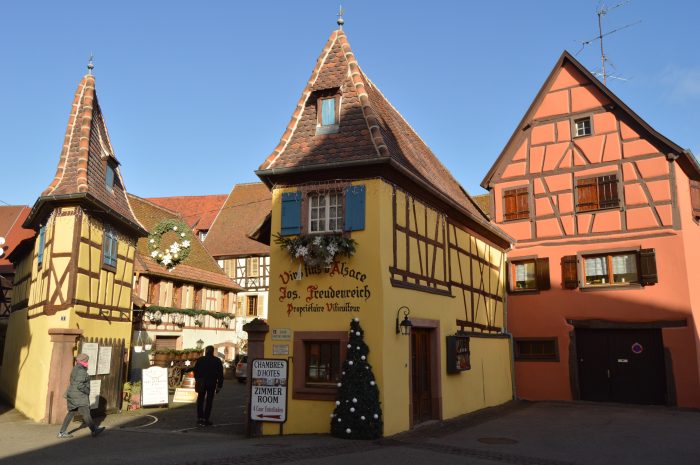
128, 381, 142, 410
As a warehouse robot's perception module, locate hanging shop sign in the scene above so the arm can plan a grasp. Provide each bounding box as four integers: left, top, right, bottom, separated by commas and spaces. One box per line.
250, 359, 288, 423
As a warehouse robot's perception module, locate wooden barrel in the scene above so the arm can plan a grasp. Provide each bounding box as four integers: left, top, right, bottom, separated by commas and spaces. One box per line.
182, 371, 196, 389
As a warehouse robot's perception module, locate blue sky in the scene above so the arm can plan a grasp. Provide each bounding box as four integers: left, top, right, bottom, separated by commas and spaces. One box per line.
1, 1, 698, 206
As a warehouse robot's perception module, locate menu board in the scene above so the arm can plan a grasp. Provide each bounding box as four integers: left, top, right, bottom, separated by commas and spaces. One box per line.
142, 366, 169, 406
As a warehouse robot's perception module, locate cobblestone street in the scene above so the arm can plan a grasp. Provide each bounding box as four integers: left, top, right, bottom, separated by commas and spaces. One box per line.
2, 382, 700, 465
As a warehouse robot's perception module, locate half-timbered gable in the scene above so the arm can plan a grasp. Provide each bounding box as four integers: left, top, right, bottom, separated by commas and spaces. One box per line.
256, 25, 512, 436
482, 51, 700, 408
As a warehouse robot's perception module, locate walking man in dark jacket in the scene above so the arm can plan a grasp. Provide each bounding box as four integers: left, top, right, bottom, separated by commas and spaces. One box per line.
193, 345, 224, 426
57, 353, 105, 438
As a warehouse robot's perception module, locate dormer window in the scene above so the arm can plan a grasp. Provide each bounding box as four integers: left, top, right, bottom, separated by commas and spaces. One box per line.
315, 90, 340, 135
320, 98, 336, 126
105, 163, 115, 193
574, 117, 592, 137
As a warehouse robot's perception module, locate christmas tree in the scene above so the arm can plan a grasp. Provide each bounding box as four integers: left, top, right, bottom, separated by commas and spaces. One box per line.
330, 317, 383, 439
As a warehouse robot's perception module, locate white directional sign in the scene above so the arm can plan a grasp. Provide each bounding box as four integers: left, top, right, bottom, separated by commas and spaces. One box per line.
250, 359, 288, 423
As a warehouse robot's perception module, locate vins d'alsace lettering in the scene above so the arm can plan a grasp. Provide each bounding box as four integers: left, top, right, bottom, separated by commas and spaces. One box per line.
277, 261, 371, 317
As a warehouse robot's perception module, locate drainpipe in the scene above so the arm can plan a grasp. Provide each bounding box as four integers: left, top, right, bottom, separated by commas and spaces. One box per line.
504, 248, 517, 401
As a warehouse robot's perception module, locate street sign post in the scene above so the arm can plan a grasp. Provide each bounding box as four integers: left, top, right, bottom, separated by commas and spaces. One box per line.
250, 358, 288, 423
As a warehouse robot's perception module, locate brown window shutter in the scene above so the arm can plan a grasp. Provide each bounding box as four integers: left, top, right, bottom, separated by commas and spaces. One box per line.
690, 180, 700, 219
639, 249, 658, 285
222, 292, 228, 313
504, 191, 517, 220
576, 179, 598, 211
149, 281, 160, 305
535, 258, 551, 290
561, 255, 579, 289
257, 294, 264, 316
194, 287, 203, 309
173, 285, 182, 308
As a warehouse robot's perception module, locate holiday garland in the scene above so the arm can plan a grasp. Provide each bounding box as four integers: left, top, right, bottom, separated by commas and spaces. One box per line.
273, 233, 357, 267
147, 219, 193, 269
330, 317, 383, 439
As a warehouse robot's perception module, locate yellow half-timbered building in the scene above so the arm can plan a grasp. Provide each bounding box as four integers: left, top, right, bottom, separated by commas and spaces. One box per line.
0, 66, 146, 422
255, 25, 513, 436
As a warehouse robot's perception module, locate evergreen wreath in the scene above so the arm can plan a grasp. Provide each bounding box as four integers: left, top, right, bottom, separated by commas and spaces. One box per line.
147, 219, 193, 269
330, 317, 383, 439
273, 233, 356, 268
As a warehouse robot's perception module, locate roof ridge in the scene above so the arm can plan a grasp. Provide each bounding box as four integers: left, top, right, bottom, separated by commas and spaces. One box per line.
261, 30, 341, 170
128, 193, 185, 218
336, 34, 390, 159
44, 74, 93, 196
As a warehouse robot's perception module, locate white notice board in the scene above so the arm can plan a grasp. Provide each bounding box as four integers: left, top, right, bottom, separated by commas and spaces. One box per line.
97, 346, 112, 375
82, 343, 99, 376
141, 366, 169, 406
250, 359, 287, 423
89, 380, 101, 409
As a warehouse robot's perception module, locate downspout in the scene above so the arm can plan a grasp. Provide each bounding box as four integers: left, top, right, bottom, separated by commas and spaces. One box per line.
504, 245, 517, 401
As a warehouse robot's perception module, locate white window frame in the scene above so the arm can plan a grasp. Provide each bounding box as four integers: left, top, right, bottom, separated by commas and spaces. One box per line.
308, 192, 343, 233
574, 117, 592, 137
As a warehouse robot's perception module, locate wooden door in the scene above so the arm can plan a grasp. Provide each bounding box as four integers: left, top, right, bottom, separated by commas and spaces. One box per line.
411, 327, 433, 424
577, 329, 666, 405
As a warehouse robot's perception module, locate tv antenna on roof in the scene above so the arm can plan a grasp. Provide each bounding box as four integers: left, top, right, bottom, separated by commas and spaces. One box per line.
575, 1, 640, 85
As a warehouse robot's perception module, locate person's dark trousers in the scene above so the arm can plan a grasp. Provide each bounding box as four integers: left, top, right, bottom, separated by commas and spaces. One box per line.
59, 406, 96, 433
196, 384, 217, 421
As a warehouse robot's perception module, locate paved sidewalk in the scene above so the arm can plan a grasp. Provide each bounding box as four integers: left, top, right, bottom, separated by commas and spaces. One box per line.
2, 389, 700, 465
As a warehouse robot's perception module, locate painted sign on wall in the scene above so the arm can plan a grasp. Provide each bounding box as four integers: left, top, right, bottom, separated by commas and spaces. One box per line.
277, 261, 371, 317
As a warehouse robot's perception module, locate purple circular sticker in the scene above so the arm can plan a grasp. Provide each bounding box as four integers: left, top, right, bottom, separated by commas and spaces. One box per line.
631, 342, 643, 354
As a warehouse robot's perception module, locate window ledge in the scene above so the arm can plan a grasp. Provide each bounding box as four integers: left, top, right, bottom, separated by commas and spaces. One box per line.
510, 289, 540, 295
579, 283, 643, 292
576, 206, 621, 214
315, 124, 339, 135
292, 387, 338, 401
102, 263, 117, 273
502, 217, 530, 224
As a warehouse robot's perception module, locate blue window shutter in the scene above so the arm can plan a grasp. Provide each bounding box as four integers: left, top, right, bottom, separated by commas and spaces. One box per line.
321, 98, 336, 126
37, 225, 46, 265
344, 185, 366, 231
281, 192, 302, 236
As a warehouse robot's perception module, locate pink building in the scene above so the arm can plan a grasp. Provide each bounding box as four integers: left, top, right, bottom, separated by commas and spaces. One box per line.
482, 51, 700, 407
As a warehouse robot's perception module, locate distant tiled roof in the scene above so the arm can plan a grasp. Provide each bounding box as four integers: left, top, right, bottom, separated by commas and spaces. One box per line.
0, 206, 34, 270
471, 194, 492, 219
204, 183, 271, 258
146, 195, 227, 234
26, 73, 144, 234
128, 194, 241, 291
257, 28, 492, 227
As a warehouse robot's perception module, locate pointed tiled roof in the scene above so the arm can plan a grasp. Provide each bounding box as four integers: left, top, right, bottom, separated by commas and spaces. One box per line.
128, 194, 241, 291
25, 72, 145, 235
481, 51, 700, 188
145, 195, 227, 234
256, 29, 506, 244
204, 183, 271, 258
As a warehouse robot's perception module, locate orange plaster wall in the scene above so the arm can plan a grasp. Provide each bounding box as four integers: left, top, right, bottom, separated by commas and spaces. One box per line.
508, 235, 700, 407
532, 124, 555, 145
535, 90, 569, 118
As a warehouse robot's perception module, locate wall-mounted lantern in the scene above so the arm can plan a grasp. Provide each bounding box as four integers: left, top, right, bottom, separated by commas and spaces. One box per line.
196, 339, 204, 350
395, 306, 413, 336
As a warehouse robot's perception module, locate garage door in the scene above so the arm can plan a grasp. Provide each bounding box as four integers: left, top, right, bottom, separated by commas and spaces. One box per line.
576, 328, 666, 405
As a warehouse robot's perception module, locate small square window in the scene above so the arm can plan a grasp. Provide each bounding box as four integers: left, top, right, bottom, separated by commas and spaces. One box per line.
320, 98, 336, 126
305, 341, 340, 387
105, 164, 115, 193
102, 227, 118, 269
574, 117, 592, 137
514, 261, 536, 290
309, 192, 343, 233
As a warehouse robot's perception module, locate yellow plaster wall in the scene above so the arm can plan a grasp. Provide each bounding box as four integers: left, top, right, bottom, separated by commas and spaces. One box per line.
263, 180, 385, 435
1, 209, 137, 421
262, 179, 512, 437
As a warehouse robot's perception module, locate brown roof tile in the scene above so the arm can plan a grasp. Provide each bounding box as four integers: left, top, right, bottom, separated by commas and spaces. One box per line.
28, 73, 144, 234
0, 206, 34, 269
204, 183, 271, 258
146, 195, 227, 234
257, 29, 498, 232
470, 194, 492, 219
128, 194, 241, 291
